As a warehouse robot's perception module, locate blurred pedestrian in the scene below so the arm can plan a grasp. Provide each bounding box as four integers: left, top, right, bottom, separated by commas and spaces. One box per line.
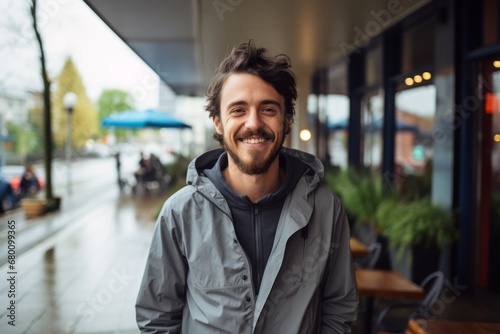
136, 41, 358, 333
114, 151, 125, 190
19, 163, 41, 199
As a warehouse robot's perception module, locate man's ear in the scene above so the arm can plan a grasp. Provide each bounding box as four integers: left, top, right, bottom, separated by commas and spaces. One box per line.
213, 116, 223, 135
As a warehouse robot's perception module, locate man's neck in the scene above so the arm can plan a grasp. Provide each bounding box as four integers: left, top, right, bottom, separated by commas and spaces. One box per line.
222, 158, 285, 203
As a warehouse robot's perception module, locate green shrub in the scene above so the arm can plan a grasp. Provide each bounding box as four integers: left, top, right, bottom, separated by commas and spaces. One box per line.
377, 197, 457, 260
325, 167, 394, 230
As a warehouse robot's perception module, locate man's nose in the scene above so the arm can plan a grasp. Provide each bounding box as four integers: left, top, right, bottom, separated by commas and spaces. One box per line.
245, 110, 263, 130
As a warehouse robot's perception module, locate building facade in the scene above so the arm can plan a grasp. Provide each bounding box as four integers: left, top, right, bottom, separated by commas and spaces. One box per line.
313, 0, 500, 291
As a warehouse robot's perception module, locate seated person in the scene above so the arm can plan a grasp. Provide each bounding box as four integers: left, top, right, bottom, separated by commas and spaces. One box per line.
134, 152, 155, 185
19, 164, 41, 199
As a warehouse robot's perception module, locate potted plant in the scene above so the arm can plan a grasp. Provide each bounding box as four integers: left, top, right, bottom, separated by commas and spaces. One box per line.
376, 196, 458, 282
325, 167, 393, 229
20, 195, 47, 219
325, 167, 395, 269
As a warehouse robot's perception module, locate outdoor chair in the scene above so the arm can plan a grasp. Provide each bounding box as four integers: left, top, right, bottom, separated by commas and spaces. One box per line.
373, 271, 445, 333
355, 242, 383, 318
354, 242, 382, 269
131, 153, 171, 195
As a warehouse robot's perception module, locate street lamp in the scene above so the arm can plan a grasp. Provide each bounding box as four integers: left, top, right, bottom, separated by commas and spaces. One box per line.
63, 92, 77, 195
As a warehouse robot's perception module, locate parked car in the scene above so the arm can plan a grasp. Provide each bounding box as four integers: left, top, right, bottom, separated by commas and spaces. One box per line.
0, 165, 45, 195
0, 176, 17, 213
81, 142, 112, 158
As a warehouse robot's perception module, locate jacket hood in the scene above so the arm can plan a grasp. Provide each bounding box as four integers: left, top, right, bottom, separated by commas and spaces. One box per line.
186, 147, 324, 188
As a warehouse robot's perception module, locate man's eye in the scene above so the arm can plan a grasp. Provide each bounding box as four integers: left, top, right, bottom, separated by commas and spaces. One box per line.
263, 107, 277, 113
230, 108, 244, 113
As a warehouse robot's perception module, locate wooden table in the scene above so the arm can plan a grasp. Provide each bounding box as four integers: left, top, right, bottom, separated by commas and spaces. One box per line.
355, 269, 425, 334
406, 319, 500, 334
350, 237, 369, 257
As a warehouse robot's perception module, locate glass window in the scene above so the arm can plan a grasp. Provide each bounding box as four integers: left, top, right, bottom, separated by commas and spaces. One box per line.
484, 0, 500, 45
325, 62, 349, 168
476, 58, 500, 290
401, 19, 435, 73
394, 84, 436, 184
490, 68, 500, 290
365, 44, 382, 86
361, 90, 384, 169
325, 95, 349, 168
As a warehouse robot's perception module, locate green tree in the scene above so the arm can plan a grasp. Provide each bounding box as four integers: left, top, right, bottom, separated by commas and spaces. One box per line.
6, 121, 40, 154
26, 95, 45, 153
97, 89, 134, 140
97, 89, 134, 119
52, 57, 98, 149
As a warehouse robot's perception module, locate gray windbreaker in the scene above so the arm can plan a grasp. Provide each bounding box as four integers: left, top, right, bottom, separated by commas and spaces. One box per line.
136, 148, 358, 333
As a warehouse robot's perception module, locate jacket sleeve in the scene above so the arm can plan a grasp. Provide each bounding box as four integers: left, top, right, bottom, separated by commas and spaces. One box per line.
320, 195, 359, 333
136, 203, 188, 333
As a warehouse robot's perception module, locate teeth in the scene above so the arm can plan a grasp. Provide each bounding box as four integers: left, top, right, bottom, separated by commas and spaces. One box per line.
243, 138, 266, 144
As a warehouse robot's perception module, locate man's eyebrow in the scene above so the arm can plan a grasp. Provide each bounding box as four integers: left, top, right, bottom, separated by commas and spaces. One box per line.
226, 100, 248, 109
225, 99, 283, 110
261, 99, 282, 108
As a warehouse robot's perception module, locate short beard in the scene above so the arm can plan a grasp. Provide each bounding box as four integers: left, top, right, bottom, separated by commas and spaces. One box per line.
224, 128, 284, 175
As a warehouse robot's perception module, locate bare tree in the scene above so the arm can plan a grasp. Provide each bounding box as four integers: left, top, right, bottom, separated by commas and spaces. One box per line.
30, 0, 56, 206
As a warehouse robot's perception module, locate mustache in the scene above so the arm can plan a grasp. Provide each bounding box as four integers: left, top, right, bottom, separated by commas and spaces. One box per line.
236, 128, 275, 140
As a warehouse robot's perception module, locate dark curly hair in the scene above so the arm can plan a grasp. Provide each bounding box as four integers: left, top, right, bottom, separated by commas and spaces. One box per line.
205, 40, 298, 143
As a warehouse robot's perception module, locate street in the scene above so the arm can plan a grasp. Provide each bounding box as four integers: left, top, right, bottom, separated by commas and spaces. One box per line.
0, 149, 173, 265
0, 154, 170, 333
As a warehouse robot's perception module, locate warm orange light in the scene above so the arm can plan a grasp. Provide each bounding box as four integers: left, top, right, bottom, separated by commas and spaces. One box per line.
422, 72, 432, 80
405, 77, 414, 86
414, 75, 423, 83
486, 93, 500, 114
494, 134, 500, 142
493, 60, 500, 68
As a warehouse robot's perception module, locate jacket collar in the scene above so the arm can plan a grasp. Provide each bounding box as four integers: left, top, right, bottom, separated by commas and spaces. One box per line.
187, 147, 324, 187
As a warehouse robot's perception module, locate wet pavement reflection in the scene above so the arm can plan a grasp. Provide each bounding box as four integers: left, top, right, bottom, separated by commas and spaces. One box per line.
0, 190, 168, 333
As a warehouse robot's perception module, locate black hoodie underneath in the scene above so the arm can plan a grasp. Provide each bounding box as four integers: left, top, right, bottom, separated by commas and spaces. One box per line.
203, 150, 309, 294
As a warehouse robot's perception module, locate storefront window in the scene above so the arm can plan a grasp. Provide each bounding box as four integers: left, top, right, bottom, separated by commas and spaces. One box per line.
401, 19, 435, 74
488, 66, 500, 290
325, 95, 349, 168
491, 70, 500, 200
473, 58, 500, 290
365, 44, 382, 86
325, 62, 349, 168
484, 0, 500, 45
394, 84, 436, 178
361, 90, 383, 169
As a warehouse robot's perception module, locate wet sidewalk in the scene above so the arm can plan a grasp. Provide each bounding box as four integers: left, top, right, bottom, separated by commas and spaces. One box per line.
0, 188, 168, 333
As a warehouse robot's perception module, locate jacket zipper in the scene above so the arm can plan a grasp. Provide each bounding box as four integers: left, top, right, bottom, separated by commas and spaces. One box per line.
254, 206, 262, 294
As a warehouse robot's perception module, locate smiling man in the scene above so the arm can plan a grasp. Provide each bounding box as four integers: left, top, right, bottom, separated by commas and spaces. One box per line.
136, 41, 358, 333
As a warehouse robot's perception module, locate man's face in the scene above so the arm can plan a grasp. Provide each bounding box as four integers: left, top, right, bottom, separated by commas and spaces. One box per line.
214, 72, 289, 175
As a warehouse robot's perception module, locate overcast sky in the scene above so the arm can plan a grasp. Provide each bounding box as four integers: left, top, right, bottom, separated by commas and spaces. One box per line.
0, 0, 160, 109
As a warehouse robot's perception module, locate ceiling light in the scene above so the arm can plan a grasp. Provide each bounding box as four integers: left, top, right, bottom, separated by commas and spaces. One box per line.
405, 77, 414, 86
422, 72, 432, 80
300, 129, 312, 142
494, 134, 500, 142
494, 61, 500, 68
414, 75, 423, 83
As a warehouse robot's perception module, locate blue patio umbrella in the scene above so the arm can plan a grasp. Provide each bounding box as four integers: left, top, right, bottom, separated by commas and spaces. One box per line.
327, 118, 349, 131
0, 134, 13, 141
101, 109, 192, 129
364, 118, 419, 133
327, 118, 418, 133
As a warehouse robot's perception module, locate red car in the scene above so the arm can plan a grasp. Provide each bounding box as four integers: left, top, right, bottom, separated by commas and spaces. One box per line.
0, 165, 45, 194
